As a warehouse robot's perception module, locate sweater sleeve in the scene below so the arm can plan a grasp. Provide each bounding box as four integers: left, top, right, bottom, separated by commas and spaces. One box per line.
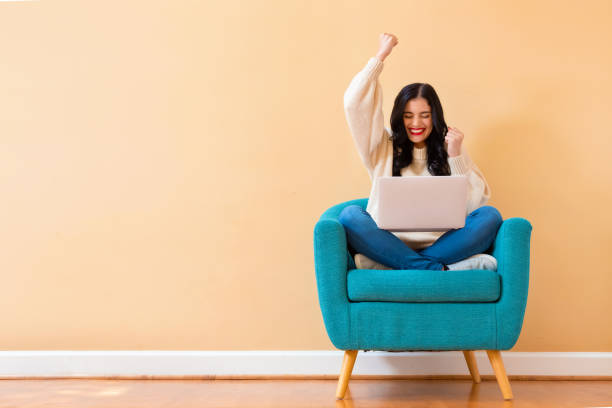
343, 57, 390, 174
448, 145, 491, 214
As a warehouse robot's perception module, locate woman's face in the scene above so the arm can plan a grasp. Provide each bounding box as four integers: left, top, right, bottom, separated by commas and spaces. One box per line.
403, 97, 433, 148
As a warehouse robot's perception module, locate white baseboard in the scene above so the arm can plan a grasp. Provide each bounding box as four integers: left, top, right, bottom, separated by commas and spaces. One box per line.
0, 351, 610, 378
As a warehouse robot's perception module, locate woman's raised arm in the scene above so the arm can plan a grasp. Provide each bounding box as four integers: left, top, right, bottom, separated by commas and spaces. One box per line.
343, 33, 398, 174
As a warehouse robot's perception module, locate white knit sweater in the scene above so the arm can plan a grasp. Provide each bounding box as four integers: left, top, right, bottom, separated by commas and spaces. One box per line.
343, 56, 491, 250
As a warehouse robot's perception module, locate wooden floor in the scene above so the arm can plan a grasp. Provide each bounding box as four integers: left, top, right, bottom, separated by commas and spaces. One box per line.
0, 378, 611, 407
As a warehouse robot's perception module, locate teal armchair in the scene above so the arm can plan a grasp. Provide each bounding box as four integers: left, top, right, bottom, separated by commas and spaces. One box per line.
313, 198, 532, 400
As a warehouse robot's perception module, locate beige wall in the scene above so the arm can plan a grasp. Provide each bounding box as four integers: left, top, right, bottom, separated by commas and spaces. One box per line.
1, 0, 610, 351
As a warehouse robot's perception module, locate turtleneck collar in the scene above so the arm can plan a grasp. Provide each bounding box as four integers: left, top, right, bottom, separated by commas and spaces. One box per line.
413, 145, 427, 160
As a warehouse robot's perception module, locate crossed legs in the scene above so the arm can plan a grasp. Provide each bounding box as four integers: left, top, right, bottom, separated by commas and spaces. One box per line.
338, 205, 502, 270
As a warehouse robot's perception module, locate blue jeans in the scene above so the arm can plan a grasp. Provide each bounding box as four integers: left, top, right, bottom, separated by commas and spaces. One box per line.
338, 205, 503, 270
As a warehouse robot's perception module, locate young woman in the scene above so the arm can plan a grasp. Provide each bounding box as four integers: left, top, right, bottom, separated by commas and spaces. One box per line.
339, 33, 502, 271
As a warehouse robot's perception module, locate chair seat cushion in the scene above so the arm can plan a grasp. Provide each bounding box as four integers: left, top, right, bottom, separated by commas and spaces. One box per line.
347, 268, 501, 302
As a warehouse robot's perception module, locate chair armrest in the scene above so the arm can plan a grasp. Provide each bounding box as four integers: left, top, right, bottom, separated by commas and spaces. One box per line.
491, 217, 533, 349
313, 217, 353, 349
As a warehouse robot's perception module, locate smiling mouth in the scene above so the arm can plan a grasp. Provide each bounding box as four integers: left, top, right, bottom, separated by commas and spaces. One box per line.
409, 128, 425, 135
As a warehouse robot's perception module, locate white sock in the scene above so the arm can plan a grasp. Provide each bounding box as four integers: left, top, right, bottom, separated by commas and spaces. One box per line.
446, 254, 497, 271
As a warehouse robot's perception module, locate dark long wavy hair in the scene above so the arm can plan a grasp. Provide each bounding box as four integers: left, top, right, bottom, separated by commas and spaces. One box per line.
390, 83, 451, 176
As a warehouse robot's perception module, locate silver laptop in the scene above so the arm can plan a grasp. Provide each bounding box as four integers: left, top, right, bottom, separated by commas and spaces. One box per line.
376, 176, 468, 232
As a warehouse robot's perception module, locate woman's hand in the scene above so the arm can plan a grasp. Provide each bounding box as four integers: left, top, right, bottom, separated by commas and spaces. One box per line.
376, 33, 398, 62
445, 126, 464, 157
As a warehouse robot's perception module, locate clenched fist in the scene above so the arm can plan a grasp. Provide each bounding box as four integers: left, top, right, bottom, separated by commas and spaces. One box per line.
376, 33, 398, 62
445, 126, 464, 157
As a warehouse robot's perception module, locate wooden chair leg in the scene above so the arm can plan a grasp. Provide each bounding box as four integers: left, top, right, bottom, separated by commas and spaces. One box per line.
336, 350, 358, 399
486, 350, 513, 400
462, 350, 481, 383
